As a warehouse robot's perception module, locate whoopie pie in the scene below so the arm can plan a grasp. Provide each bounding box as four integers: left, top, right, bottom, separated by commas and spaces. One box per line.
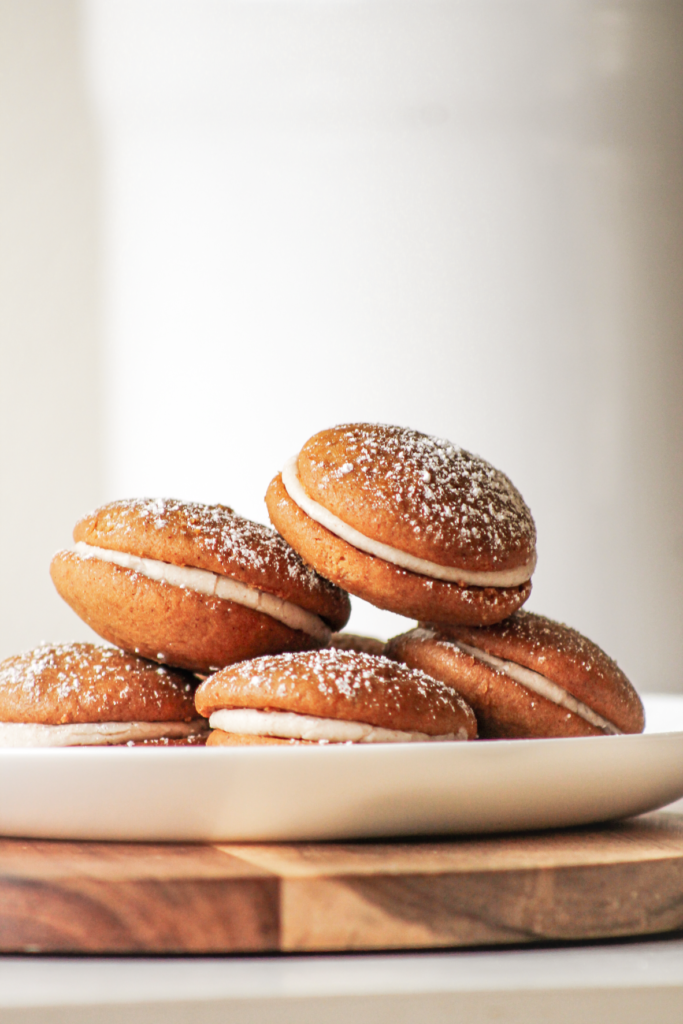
266, 423, 536, 627
50, 498, 351, 674
194, 648, 477, 746
385, 612, 645, 739
0, 643, 206, 746
328, 632, 386, 656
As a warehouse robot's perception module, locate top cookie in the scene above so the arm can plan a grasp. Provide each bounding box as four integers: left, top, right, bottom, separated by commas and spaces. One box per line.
297, 424, 536, 575
74, 498, 349, 626
0, 643, 197, 724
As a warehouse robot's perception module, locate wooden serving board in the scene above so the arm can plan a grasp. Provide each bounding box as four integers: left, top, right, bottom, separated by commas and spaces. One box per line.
3, 812, 683, 954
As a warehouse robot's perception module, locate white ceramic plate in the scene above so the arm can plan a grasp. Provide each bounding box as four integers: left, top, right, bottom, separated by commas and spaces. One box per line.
0, 694, 682, 842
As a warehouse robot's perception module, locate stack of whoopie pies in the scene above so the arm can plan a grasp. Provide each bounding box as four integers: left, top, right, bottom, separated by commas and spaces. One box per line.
0, 420, 644, 747
264, 422, 643, 742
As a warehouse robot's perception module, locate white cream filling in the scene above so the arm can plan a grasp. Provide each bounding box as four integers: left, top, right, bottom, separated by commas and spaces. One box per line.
209, 708, 468, 744
0, 720, 207, 748
73, 542, 330, 643
418, 629, 621, 735
281, 456, 536, 588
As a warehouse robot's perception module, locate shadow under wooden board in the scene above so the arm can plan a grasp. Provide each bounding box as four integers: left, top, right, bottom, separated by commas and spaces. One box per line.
2, 812, 683, 954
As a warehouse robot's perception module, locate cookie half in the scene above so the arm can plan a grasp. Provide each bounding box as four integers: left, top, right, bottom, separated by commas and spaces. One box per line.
266, 423, 535, 626
0, 643, 207, 746
386, 612, 645, 739
328, 632, 386, 656
195, 648, 477, 746
51, 498, 351, 673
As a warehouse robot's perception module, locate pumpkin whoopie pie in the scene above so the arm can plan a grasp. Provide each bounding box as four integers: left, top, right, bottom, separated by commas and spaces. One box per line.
328, 632, 385, 656
195, 648, 477, 746
51, 499, 351, 674
266, 423, 536, 627
385, 611, 645, 739
0, 643, 207, 746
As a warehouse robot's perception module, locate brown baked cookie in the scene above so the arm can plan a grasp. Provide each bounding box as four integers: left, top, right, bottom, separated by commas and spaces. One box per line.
328, 632, 386, 656
385, 612, 645, 739
195, 647, 477, 745
51, 498, 351, 673
266, 423, 535, 626
206, 731, 308, 747
0, 643, 208, 746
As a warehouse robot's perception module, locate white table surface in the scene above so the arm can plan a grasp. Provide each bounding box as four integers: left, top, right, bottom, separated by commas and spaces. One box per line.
2, 938, 683, 1024
4, 697, 683, 1024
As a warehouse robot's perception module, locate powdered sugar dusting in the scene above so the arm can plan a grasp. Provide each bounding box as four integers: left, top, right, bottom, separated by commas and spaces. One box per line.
0, 643, 195, 722
475, 611, 620, 683
302, 424, 536, 567
426, 610, 644, 732
205, 648, 474, 732
80, 498, 341, 599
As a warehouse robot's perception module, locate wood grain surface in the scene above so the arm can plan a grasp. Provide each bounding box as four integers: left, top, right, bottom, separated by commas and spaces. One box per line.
1, 813, 683, 953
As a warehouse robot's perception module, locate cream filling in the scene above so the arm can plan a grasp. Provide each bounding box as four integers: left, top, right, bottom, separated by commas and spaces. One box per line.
0, 720, 207, 748
282, 456, 536, 588
73, 541, 330, 643
209, 708, 468, 744
418, 629, 621, 735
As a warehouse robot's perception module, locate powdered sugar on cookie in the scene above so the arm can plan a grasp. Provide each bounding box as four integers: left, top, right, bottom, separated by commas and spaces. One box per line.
0, 643, 196, 724
74, 498, 345, 607
283, 455, 535, 586
296, 424, 536, 573
196, 648, 476, 737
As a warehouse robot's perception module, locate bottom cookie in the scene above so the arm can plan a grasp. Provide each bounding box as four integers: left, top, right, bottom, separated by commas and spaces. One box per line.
207, 730, 310, 747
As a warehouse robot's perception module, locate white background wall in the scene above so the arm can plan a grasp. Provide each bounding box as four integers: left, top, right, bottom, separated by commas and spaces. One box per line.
85, 0, 683, 690
1, 1, 682, 693
0, 0, 103, 659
